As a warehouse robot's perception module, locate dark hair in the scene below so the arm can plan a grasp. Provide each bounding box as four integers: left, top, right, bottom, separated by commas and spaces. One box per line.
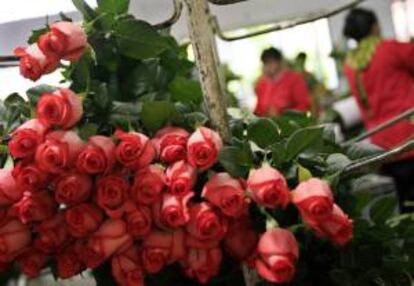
343, 8, 378, 41
261, 48, 283, 63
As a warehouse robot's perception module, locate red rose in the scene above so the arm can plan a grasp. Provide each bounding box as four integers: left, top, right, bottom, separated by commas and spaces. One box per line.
17, 249, 47, 278
8, 119, 47, 159
142, 229, 185, 274
34, 215, 68, 254
131, 165, 165, 205
65, 203, 103, 238
182, 247, 222, 284
0, 169, 23, 206
202, 173, 248, 218
224, 216, 258, 261
187, 127, 223, 170
0, 219, 31, 262
14, 191, 56, 224
97, 174, 129, 218
36, 88, 83, 129
115, 129, 155, 169
186, 202, 227, 244
83, 219, 133, 269
292, 178, 334, 220
153, 127, 190, 164
12, 162, 48, 192
76, 136, 116, 174
247, 165, 290, 209
112, 246, 145, 286
255, 229, 299, 284
153, 192, 193, 229
14, 44, 59, 81
38, 21, 87, 62
56, 242, 85, 279
125, 204, 152, 239
165, 160, 196, 197
35, 130, 84, 174
55, 171, 92, 206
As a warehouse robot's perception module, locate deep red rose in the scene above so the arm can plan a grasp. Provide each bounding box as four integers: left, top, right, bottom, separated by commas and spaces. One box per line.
165, 160, 197, 197
131, 165, 165, 205
182, 247, 222, 284
34, 215, 68, 254
125, 204, 152, 239
153, 127, 190, 164
55, 171, 92, 206
17, 249, 47, 278
187, 127, 223, 170
0, 219, 31, 263
76, 136, 116, 174
65, 203, 104, 238
14, 191, 56, 224
97, 174, 129, 218
56, 241, 85, 279
0, 169, 23, 206
153, 192, 193, 229
12, 162, 48, 192
224, 216, 258, 261
8, 119, 47, 159
112, 246, 145, 286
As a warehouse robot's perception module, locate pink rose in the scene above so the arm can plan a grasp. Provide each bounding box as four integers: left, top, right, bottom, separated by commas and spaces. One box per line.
187, 127, 223, 170
96, 174, 129, 218
153, 127, 190, 164
247, 165, 290, 209
65, 203, 103, 238
38, 21, 87, 62
35, 130, 84, 174
76, 136, 116, 174
8, 119, 47, 159
17, 249, 47, 278
34, 215, 68, 254
165, 160, 197, 197
131, 165, 165, 205
0, 219, 31, 262
14, 191, 56, 224
115, 129, 155, 169
125, 204, 152, 239
142, 229, 185, 274
14, 44, 59, 81
36, 88, 83, 129
224, 216, 258, 261
55, 171, 92, 206
202, 172, 248, 218
112, 246, 145, 286
153, 192, 193, 229
0, 169, 23, 206
255, 229, 299, 284
182, 247, 222, 284
12, 162, 48, 192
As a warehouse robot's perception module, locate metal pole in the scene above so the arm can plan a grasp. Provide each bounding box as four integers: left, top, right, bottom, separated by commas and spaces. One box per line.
184, 0, 231, 141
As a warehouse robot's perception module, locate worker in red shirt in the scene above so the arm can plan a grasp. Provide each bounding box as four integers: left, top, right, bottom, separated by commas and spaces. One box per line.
255, 48, 311, 116
343, 8, 414, 212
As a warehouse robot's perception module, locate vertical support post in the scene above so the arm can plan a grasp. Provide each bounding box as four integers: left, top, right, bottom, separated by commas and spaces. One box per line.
184, 0, 231, 142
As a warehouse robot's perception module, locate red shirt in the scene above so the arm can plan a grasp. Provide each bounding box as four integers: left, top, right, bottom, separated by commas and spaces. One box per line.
344, 40, 414, 158
255, 70, 311, 116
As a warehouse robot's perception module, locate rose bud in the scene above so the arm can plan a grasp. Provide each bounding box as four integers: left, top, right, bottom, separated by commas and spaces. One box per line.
247, 165, 290, 209
142, 229, 185, 274
125, 205, 152, 239
165, 160, 196, 197
14, 191, 56, 224
14, 44, 59, 81
255, 229, 299, 284
187, 127, 223, 170
96, 174, 129, 218
55, 172, 92, 206
8, 119, 48, 159
34, 215, 68, 254
115, 129, 155, 169
0, 219, 31, 262
0, 169, 23, 206
35, 130, 84, 174
76, 136, 116, 174
17, 249, 47, 278
38, 21, 87, 62
224, 216, 258, 261
65, 203, 104, 238
112, 246, 145, 286
83, 219, 133, 269
153, 192, 193, 229
182, 247, 222, 284
292, 178, 334, 221
153, 127, 190, 164
131, 165, 165, 205
202, 173, 248, 218
186, 202, 227, 244
12, 162, 48, 192
57, 244, 85, 279
36, 88, 83, 129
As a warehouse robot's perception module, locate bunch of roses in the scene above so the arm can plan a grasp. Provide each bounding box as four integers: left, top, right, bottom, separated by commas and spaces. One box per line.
14, 21, 87, 81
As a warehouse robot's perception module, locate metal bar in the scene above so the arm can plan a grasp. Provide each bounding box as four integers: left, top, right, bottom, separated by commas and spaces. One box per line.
154, 0, 184, 30
184, 0, 231, 142
208, 0, 247, 4
0, 56, 18, 62
212, 0, 365, 41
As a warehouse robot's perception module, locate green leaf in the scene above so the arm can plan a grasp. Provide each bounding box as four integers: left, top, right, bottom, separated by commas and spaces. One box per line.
247, 117, 279, 149
270, 142, 286, 166
219, 143, 254, 177
97, 0, 129, 14
141, 101, 177, 133
345, 142, 384, 160
79, 123, 98, 140
28, 27, 49, 44
4, 93, 26, 109
59, 12, 73, 22
26, 85, 57, 107
114, 18, 170, 60
298, 164, 313, 182
326, 153, 352, 174
284, 126, 323, 161
72, 0, 97, 21
169, 76, 203, 105
369, 195, 397, 225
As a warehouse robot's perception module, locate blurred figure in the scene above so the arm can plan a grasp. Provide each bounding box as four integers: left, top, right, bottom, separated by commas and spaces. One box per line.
343, 8, 414, 212
255, 48, 311, 116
